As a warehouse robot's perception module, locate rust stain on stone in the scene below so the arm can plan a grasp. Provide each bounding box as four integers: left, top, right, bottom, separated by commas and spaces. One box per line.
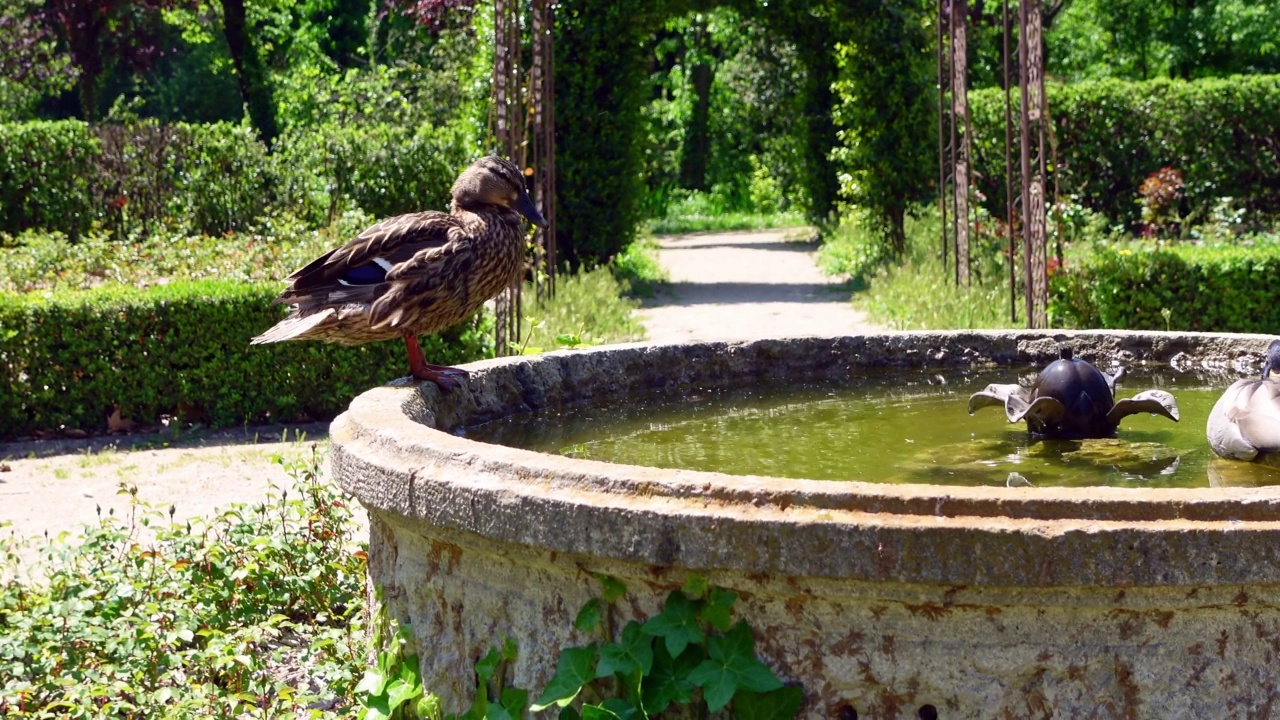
1217, 630, 1229, 658
880, 634, 896, 659
831, 629, 866, 656
904, 602, 949, 621
1115, 658, 1142, 720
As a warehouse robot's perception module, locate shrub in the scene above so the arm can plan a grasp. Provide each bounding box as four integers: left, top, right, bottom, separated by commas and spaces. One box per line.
970, 75, 1280, 229
1049, 238, 1280, 331
0, 455, 368, 715
0, 121, 99, 237
0, 119, 474, 240
0, 280, 491, 439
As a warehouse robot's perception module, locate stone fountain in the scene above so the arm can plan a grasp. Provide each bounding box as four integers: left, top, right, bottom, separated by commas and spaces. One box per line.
331, 330, 1280, 718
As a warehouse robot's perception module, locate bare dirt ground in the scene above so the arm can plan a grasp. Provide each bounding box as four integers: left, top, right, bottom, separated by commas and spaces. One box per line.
637, 228, 880, 342
1, 228, 875, 565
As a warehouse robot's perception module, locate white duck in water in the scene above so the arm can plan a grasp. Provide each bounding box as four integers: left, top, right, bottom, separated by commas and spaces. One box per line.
1206, 340, 1280, 467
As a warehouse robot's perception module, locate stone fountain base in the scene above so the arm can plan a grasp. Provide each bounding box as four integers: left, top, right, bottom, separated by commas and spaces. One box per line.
332, 331, 1280, 718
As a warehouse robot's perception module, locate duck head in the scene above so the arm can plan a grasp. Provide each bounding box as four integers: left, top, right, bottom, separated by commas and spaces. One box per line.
452, 156, 548, 228
968, 346, 1180, 439
1262, 339, 1280, 380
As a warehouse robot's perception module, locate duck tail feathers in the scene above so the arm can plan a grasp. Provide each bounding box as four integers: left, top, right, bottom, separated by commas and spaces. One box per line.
250, 309, 335, 344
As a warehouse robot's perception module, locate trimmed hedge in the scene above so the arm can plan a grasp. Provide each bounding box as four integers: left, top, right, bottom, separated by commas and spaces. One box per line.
0, 281, 490, 438
0, 121, 99, 237
1049, 240, 1280, 331
970, 75, 1280, 228
0, 119, 471, 239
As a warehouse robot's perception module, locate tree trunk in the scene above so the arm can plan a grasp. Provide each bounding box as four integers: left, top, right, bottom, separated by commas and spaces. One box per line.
220, 0, 279, 146
680, 19, 711, 192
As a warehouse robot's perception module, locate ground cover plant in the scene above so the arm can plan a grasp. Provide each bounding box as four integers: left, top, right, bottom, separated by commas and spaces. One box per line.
1, 445, 798, 718
821, 207, 1012, 330
0, 447, 369, 717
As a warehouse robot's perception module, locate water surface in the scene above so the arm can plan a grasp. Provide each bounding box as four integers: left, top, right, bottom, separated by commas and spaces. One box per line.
468, 367, 1280, 489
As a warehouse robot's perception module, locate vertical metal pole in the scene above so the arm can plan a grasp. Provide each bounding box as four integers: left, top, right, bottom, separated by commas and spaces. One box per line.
1003, 0, 1016, 325
1020, 0, 1047, 328
951, 0, 970, 288
937, 0, 948, 272
1027, 0, 1047, 328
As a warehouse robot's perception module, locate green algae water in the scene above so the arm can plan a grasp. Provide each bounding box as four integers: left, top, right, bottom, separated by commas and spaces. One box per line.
468, 366, 1280, 489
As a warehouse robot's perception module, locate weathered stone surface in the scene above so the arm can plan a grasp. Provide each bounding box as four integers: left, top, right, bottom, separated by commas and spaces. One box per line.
332, 331, 1280, 718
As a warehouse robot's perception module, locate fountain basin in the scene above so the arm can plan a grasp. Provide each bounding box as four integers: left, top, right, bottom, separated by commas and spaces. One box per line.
331, 330, 1280, 718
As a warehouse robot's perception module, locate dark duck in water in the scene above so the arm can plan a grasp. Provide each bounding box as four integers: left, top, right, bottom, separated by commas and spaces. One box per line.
251, 156, 546, 390
967, 347, 1180, 439
1206, 339, 1280, 466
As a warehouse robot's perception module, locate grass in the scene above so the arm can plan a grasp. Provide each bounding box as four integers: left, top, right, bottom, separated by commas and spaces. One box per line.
515, 265, 645, 354
0, 448, 369, 717
646, 189, 806, 236
821, 208, 1017, 330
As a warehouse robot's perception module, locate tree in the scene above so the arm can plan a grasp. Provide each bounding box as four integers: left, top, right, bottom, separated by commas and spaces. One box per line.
219, 0, 279, 144
43, 0, 184, 119
831, 0, 935, 255
0, 0, 75, 119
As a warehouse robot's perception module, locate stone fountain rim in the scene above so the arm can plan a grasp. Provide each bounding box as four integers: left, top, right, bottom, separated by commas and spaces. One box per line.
331, 329, 1280, 586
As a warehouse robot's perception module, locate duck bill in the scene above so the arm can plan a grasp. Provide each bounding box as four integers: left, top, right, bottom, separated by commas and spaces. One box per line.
515, 191, 548, 228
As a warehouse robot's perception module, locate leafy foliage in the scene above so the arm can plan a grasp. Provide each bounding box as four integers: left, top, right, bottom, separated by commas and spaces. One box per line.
823, 205, 1015, 329
527, 576, 801, 718
0, 117, 471, 239
830, 0, 936, 254
968, 74, 1280, 231
1049, 237, 1280, 331
0, 448, 369, 716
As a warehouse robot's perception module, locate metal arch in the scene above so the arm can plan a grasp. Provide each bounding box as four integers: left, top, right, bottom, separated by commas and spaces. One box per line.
492, 0, 557, 356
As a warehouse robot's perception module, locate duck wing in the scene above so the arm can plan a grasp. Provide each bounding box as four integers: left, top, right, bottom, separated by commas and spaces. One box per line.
278, 211, 463, 306
1234, 381, 1280, 454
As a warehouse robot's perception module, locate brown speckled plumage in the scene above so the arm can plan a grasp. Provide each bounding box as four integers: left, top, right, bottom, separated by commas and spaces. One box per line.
252, 156, 546, 387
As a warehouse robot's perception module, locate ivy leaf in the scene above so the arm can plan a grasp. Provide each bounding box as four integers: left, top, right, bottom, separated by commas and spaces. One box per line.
575, 598, 603, 632
501, 687, 529, 717
581, 706, 623, 720
735, 686, 804, 720
641, 640, 702, 714
385, 678, 423, 711
681, 574, 709, 598
501, 636, 519, 662
687, 621, 783, 711
355, 668, 387, 697
417, 694, 444, 720
474, 647, 502, 683
641, 590, 704, 657
596, 574, 627, 603
531, 644, 598, 711
485, 705, 514, 720
558, 707, 582, 720
597, 621, 654, 678
700, 587, 737, 633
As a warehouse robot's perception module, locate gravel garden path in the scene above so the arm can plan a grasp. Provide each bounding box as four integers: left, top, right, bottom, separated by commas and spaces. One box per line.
1, 228, 874, 563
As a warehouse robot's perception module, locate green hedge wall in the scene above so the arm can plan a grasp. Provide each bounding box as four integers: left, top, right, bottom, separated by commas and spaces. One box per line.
970, 75, 1280, 228
0, 281, 491, 439
0, 119, 471, 240
0, 121, 100, 237
1049, 241, 1280, 331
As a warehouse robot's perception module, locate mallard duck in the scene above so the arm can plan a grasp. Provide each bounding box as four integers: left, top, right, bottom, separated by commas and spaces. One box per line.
1206, 340, 1280, 466
251, 156, 546, 389
968, 347, 1180, 439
